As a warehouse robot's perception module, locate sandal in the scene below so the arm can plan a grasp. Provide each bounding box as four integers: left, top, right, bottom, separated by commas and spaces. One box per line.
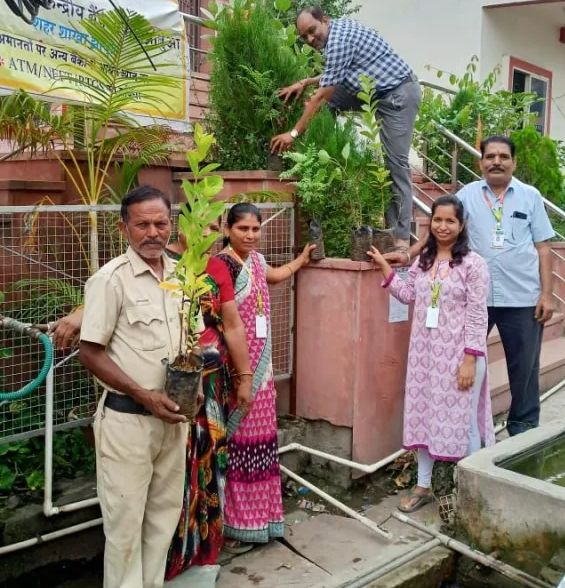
398, 490, 433, 513
223, 540, 255, 554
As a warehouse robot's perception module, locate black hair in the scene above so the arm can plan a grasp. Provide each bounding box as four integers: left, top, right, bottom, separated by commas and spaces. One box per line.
223, 203, 262, 247
418, 195, 470, 272
480, 135, 515, 159
120, 185, 171, 221
297, 5, 325, 22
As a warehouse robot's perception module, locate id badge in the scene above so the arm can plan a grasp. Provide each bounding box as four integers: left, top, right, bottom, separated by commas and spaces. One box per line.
426, 306, 439, 329
491, 228, 505, 249
255, 315, 267, 339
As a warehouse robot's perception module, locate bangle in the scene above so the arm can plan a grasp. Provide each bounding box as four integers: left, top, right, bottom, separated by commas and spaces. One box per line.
405, 251, 411, 263
286, 264, 294, 277
236, 371, 254, 377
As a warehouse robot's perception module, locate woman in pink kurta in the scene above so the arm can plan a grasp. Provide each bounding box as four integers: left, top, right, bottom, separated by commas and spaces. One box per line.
369, 195, 495, 512
217, 203, 315, 552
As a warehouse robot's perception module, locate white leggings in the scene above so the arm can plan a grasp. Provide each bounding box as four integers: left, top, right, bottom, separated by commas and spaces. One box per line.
417, 357, 486, 489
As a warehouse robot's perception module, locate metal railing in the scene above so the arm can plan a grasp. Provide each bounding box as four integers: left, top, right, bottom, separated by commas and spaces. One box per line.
411, 118, 565, 308
0, 202, 295, 445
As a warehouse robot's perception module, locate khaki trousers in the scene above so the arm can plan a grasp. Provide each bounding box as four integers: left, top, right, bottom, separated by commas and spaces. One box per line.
93, 403, 187, 588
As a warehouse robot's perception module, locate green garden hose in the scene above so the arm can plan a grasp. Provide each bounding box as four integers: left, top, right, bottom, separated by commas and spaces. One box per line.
0, 316, 53, 401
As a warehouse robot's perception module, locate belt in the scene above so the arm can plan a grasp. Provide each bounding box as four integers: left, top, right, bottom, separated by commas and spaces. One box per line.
376, 73, 418, 99
104, 391, 152, 416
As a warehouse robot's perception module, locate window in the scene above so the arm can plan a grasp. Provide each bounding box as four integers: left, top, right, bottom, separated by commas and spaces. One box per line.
509, 57, 552, 135
179, 0, 204, 73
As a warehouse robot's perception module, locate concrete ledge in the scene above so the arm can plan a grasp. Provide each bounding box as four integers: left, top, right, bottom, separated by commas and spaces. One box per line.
457, 421, 565, 572
0, 180, 66, 191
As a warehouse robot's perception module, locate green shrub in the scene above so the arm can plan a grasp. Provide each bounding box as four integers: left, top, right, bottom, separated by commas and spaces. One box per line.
0, 429, 95, 494
511, 126, 564, 207
415, 56, 538, 184
282, 106, 388, 257
207, 0, 309, 170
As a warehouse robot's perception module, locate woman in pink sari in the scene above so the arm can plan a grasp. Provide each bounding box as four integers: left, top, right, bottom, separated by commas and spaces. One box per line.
369, 195, 495, 513
217, 203, 314, 552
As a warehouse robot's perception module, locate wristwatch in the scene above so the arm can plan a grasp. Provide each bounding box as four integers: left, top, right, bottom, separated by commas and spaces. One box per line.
290, 128, 299, 140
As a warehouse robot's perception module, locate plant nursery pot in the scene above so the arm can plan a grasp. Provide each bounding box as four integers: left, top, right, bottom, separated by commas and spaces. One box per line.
372, 228, 396, 254
308, 219, 326, 261
350, 226, 373, 262
266, 151, 284, 172
164, 363, 203, 421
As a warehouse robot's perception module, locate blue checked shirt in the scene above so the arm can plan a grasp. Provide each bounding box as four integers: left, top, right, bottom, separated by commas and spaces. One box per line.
457, 177, 555, 307
319, 19, 412, 95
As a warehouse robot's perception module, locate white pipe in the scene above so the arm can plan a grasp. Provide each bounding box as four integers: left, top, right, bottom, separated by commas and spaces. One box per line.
0, 518, 103, 556
43, 341, 100, 517
55, 497, 100, 515
337, 538, 442, 588
495, 379, 565, 436
43, 350, 55, 517
279, 464, 392, 541
279, 378, 565, 475
278, 443, 406, 474
539, 379, 565, 404
392, 512, 552, 588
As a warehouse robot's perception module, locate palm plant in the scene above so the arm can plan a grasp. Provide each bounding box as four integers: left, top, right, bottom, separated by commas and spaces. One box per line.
0, 7, 179, 273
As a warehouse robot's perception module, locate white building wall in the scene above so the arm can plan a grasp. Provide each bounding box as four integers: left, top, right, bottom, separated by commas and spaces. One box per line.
356, 0, 484, 91
357, 0, 565, 141
481, 7, 565, 141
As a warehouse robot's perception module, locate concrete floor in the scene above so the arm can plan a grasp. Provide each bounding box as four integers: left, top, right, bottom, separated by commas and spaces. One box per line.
48, 384, 565, 587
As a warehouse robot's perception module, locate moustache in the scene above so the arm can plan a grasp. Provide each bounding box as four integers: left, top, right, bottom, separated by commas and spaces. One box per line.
141, 240, 165, 247
489, 166, 504, 171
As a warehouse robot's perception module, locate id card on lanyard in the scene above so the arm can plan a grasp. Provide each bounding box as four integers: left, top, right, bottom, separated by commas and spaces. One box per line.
426, 260, 450, 329
229, 247, 268, 339
483, 187, 506, 249
255, 290, 267, 339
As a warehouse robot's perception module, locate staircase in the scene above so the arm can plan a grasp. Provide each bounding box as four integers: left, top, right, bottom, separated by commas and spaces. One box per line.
411, 125, 565, 420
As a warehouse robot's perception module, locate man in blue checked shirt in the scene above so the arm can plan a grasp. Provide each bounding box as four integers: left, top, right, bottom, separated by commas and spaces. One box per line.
387, 135, 555, 437
270, 6, 421, 250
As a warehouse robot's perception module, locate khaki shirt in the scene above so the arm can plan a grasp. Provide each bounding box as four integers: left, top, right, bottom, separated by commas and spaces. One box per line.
81, 247, 181, 392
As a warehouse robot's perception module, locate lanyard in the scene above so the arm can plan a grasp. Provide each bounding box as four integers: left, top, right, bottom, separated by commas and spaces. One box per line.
430, 259, 450, 308
482, 187, 507, 225
228, 246, 264, 315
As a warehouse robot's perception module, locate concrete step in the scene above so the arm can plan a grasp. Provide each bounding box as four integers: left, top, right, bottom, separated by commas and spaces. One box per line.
216, 495, 454, 588
487, 312, 564, 363
490, 336, 565, 417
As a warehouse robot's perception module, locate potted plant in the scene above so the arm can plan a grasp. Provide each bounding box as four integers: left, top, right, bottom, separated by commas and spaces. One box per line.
280, 142, 335, 260
160, 124, 225, 420
356, 75, 394, 253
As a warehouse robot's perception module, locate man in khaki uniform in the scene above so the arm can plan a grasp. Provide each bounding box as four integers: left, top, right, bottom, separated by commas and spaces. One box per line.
80, 185, 188, 588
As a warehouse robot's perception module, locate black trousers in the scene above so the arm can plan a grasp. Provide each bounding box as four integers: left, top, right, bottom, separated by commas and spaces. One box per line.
487, 307, 544, 436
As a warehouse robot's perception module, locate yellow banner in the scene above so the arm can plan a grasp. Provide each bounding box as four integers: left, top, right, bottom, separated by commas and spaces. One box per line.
0, 0, 187, 121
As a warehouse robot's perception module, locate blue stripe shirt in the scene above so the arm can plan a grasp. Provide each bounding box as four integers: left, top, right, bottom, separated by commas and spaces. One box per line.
319, 19, 412, 95
456, 177, 555, 307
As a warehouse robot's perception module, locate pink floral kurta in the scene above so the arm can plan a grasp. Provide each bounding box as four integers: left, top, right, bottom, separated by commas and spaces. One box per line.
386, 252, 495, 460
